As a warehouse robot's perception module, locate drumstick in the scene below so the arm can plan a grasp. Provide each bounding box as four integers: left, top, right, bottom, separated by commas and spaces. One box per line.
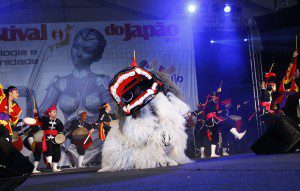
219, 80, 223, 89
32, 96, 36, 110
296, 35, 298, 50
83, 129, 94, 144
269, 63, 274, 73
83, 133, 91, 145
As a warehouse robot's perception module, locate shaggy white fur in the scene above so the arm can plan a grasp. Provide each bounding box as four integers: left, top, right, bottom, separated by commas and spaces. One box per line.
98, 92, 192, 172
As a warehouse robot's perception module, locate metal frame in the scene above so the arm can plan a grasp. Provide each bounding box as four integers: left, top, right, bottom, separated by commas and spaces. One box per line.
247, 18, 265, 136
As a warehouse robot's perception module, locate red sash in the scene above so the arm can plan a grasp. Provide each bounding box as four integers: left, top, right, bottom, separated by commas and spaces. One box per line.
206, 112, 224, 122
42, 130, 58, 152
260, 102, 274, 113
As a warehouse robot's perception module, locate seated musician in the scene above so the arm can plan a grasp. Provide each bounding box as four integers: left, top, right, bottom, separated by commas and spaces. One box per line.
97, 103, 116, 141
34, 105, 64, 172
68, 108, 94, 168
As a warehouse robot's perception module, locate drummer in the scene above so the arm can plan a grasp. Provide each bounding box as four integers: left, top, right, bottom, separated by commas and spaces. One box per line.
68, 108, 94, 168
97, 103, 116, 141
0, 84, 22, 143
21, 124, 43, 173
34, 105, 64, 172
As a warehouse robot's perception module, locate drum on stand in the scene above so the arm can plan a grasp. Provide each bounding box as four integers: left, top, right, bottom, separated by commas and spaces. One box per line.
72, 127, 93, 150
229, 115, 242, 132
12, 131, 23, 151
33, 130, 44, 142
22, 117, 37, 126
55, 134, 66, 144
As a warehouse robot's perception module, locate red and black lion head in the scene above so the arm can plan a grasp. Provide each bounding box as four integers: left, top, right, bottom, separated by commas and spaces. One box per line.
109, 66, 163, 116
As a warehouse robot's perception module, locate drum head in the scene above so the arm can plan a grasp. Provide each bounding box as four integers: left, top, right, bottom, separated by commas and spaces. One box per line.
55, 134, 66, 144
72, 127, 88, 140
33, 130, 44, 142
23, 117, 37, 126
229, 115, 242, 121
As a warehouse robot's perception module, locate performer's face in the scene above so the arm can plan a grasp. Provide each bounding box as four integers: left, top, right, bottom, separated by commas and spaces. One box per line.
9, 90, 19, 100
105, 104, 111, 113
271, 85, 276, 92
80, 112, 87, 121
71, 32, 102, 68
212, 96, 218, 102
225, 103, 231, 108
48, 110, 57, 119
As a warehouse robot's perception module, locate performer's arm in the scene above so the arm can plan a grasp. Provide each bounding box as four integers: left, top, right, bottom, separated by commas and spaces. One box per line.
0, 83, 5, 100
57, 120, 64, 134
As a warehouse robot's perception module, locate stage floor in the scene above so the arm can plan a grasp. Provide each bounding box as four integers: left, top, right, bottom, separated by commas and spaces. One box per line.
16, 153, 300, 191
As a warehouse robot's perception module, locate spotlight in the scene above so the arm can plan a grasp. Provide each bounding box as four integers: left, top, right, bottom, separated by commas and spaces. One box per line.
224, 4, 231, 13
244, 38, 248, 42
187, 4, 197, 13
210, 40, 216, 44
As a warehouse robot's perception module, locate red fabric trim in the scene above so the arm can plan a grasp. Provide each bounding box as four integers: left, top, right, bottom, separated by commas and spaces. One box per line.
42, 130, 58, 152
206, 112, 224, 122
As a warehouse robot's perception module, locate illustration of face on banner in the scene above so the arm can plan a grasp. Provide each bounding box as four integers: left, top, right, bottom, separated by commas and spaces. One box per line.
0, 20, 198, 123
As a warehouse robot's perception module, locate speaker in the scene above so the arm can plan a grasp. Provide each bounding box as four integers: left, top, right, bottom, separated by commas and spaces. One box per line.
251, 116, 300, 154
0, 136, 33, 191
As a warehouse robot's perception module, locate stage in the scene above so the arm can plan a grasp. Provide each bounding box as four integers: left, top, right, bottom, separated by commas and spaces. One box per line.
16, 153, 300, 191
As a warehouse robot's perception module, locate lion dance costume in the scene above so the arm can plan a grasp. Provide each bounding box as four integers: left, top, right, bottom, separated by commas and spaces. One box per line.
98, 57, 192, 172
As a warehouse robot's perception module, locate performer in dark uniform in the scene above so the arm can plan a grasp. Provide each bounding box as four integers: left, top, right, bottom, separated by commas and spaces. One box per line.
260, 81, 277, 116
193, 103, 208, 158
0, 84, 22, 142
219, 99, 249, 156
204, 88, 223, 157
68, 108, 94, 167
204, 88, 246, 157
34, 105, 64, 172
22, 125, 43, 173
97, 103, 116, 141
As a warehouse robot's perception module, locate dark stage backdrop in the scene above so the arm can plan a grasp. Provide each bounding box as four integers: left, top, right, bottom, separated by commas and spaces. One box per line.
193, 29, 257, 144
256, 5, 300, 89
255, 4, 300, 123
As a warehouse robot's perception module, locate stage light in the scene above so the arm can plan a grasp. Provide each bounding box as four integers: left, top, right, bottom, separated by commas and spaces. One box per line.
210, 40, 216, 44
224, 4, 231, 13
187, 4, 197, 13
244, 38, 248, 42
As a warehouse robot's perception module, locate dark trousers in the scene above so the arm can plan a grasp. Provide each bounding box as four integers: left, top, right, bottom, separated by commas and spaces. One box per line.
76, 146, 85, 155
0, 125, 12, 142
209, 125, 220, 145
44, 139, 61, 163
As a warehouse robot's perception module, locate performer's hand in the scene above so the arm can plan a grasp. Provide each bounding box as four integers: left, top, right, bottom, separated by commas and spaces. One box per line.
261, 81, 266, 89
243, 101, 249, 104
237, 105, 241, 110
293, 50, 298, 57
217, 88, 222, 93
90, 128, 95, 133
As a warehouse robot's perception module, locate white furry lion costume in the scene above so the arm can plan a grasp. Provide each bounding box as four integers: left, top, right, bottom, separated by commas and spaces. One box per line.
98, 63, 192, 172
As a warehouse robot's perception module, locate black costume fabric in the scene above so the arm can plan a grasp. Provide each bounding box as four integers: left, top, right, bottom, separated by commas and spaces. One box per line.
68, 119, 93, 155
97, 112, 116, 136
23, 125, 43, 161
36, 115, 64, 163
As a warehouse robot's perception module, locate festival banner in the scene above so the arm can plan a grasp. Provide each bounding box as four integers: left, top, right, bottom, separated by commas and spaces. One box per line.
0, 20, 197, 166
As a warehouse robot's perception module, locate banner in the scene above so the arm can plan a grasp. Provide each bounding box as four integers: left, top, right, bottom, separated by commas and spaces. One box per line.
0, 20, 197, 166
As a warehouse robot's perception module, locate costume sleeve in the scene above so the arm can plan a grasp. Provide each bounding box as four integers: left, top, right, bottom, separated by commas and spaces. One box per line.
57, 120, 64, 133
85, 122, 94, 131
110, 113, 117, 120
0, 84, 5, 101
10, 103, 22, 126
